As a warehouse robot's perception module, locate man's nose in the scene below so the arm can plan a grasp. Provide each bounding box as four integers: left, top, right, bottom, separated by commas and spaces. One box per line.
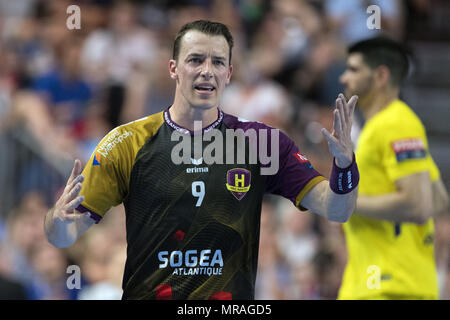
200, 59, 213, 78
339, 72, 347, 85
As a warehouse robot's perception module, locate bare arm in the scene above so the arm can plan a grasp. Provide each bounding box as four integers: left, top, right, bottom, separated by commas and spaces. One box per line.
356, 172, 449, 224
44, 159, 95, 248
432, 177, 449, 217
301, 179, 358, 223
300, 94, 359, 223
355, 171, 433, 224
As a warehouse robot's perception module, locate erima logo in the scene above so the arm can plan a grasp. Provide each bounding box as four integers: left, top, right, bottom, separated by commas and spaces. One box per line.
158, 249, 223, 276
186, 167, 209, 174
187, 157, 208, 173
191, 157, 203, 165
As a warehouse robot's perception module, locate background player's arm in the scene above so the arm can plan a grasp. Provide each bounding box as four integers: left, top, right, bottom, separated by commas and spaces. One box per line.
355, 171, 437, 224
44, 159, 95, 248
432, 177, 449, 217
301, 94, 358, 223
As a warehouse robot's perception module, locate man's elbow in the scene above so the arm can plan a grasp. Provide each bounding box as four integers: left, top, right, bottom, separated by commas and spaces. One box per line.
45, 232, 75, 249
410, 202, 433, 225
50, 240, 74, 249
327, 208, 353, 223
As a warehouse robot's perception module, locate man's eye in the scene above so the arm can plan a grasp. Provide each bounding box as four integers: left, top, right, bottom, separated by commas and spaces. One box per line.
213, 60, 225, 66
189, 58, 201, 63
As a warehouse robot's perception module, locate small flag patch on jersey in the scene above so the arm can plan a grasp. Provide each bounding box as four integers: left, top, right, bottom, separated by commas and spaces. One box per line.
293, 152, 312, 168
391, 138, 427, 162
93, 153, 101, 166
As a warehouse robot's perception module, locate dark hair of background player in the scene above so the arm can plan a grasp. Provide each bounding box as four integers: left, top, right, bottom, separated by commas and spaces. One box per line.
348, 37, 411, 87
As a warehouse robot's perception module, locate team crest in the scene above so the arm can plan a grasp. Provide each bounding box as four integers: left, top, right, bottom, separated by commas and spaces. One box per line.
226, 169, 251, 200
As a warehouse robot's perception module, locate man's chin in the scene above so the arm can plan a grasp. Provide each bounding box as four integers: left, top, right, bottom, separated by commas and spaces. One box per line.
190, 101, 218, 110
343, 90, 353, 99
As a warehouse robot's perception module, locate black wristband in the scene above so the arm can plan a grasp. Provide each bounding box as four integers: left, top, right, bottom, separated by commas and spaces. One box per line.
329, 153, 359, 194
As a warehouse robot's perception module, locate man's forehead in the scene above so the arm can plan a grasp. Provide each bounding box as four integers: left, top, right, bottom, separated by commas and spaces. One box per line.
347, 53, 368, 68
179, 30, 229, 58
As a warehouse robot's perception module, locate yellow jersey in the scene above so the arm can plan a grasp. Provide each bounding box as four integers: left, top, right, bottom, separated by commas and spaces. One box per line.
338, 99, 439, 300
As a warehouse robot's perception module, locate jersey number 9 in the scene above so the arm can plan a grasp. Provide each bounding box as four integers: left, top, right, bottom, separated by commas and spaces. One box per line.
192, 181, 205, 207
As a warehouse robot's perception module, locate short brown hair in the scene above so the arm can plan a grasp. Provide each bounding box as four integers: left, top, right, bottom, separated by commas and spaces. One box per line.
172, 20, 234, 64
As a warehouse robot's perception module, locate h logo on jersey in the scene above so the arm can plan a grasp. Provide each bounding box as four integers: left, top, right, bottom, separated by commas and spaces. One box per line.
226, 169, 251, 200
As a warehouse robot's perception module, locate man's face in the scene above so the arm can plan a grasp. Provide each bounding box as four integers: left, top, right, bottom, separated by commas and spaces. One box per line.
169, 30, 233, 110
339, 53, 374, 101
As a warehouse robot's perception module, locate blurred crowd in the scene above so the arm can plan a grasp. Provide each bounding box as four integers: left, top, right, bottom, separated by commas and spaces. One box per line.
0, 0, 449, 300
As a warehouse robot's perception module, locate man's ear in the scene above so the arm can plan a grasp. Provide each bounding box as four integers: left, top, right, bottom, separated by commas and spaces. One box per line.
375, 65, 391, 88
169, 59, 178, 80
226, 64, 233, 85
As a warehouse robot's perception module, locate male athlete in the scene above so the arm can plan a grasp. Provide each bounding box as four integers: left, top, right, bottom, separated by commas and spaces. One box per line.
338, 37, 449, 300
45, 20, 360, 299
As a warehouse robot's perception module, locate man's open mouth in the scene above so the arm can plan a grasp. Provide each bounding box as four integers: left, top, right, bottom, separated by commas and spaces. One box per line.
194, 83, 216, 92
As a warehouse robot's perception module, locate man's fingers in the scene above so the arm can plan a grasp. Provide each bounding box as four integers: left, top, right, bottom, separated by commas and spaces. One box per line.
64, 173, 84, 194
337, 98, 348, 131
333, 108, 343, 138
339, 93, 357, 124
339, 93, 348, 106
61, 211, 89, 222
67, 159, 82, 185
65, 182, 83, 204
347, 95, 358, 119
64, 195, 85, 212
68, 174, 84, 192
321, 127, 338, 145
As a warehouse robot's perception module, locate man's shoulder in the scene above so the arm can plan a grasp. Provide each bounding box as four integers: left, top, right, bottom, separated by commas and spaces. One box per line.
386, 100, 422, 123
222, 111, 275, 131
95, 111, 165, 159
221, 111, 295, 152
371, 100, 424, 132
115, 111, 165, 137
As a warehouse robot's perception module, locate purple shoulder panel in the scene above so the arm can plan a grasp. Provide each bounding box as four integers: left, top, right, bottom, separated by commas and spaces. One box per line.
222, 112, 324, 204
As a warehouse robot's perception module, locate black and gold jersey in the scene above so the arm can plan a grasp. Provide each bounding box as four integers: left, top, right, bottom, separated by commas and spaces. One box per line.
78, 108, 325, 300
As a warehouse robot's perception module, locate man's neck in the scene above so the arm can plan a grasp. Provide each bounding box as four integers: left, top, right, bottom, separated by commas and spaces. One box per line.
169, 101, 219, 131
360, 88, 399, 121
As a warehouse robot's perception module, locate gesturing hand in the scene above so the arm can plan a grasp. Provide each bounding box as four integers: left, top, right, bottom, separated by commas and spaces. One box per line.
52, 159, 88, 224
321, 94, 358, 168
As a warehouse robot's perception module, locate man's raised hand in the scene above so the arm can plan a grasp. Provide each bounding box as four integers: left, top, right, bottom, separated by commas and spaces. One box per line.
53, 159, 88, 223
321, 94, 358, 168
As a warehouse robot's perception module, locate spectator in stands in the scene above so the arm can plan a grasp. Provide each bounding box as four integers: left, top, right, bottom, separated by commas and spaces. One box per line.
255, 201, 291, 300
324, 0, 405, 43
32, 34, 92, 128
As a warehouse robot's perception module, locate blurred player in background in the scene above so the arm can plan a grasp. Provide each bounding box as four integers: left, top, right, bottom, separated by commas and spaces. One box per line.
44, 20, 360, 300
338, 37, 449, 300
